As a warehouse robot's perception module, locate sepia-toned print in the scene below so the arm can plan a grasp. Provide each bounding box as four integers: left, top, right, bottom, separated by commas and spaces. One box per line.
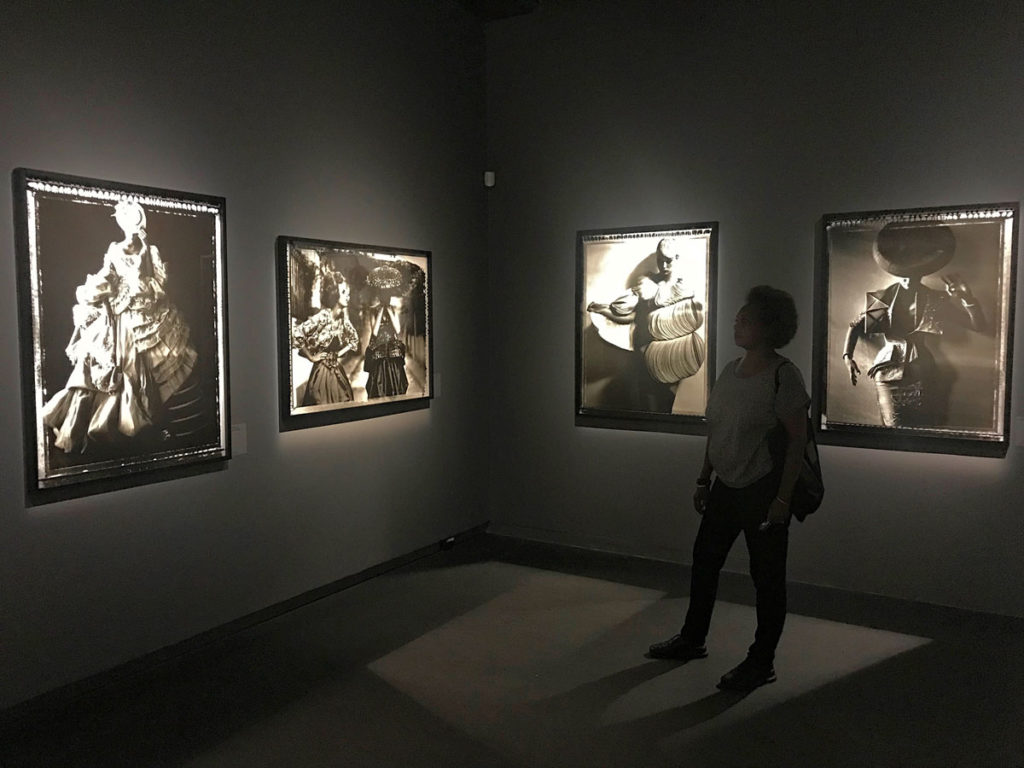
816, 204, 1017, 456
277, 236, 432, 429
576, 223, 717, 433
13, 169, 230, 496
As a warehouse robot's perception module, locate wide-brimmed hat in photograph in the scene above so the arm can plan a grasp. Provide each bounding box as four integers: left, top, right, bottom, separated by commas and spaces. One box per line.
872, 221, 956, 278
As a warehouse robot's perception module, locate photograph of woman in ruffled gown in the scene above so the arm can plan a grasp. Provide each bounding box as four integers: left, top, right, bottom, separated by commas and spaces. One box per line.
580, 230, 714, 418
41, 200, 202, 456
284, 241, 430, 418
16, 172, 228, 493
34, 196, 222, 476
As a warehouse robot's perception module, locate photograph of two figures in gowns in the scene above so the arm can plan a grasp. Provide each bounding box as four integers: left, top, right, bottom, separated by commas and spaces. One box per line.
279, 237, 432, 429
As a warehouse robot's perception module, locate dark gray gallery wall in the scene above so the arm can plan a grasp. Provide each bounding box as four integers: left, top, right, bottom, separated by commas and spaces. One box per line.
485, 0, 1024, 617
0, 0, 488, 708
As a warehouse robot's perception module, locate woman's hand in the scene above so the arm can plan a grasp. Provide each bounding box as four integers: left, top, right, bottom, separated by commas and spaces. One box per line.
941, 272, 974, 303
845, 355, 860, 386
764, 497, 790, 527
298, 346, 323, 363
693, 485, 710, 515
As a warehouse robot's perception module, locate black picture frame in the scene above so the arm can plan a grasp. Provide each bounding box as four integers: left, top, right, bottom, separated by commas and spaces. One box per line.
276, 235, 433, 430
13, 168, 231, 501
814, 203, 1018, 457
575, 222, 718, 434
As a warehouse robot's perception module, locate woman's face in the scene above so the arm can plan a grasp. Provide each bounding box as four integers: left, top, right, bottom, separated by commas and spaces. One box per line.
655, 241, 677, 279
337, 281, 350, 307
114, 203, 145, 238
733, 304, 769, 350
656, 253, 676, 280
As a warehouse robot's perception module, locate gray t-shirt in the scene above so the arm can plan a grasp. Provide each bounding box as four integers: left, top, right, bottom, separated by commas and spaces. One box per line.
706, 357, 810, 488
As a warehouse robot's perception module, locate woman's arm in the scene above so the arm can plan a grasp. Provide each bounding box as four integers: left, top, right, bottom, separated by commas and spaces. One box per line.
766, 410, 807, 525
297, 346, 323, 363
332, 334, 355, 357
74, 246, 119, 306
387, 305, 402, 336
693, 436, 713, 515
942, 273, 987, 333
293, 312, 328, 360
148, 244, 168, 287
371, 306, 385, 336
842, 316, 864, 385
587, 287, 640, 324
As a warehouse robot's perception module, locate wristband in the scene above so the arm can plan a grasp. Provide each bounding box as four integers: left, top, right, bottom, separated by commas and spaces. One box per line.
775, 496, 790, 505
696, 478, 711, 487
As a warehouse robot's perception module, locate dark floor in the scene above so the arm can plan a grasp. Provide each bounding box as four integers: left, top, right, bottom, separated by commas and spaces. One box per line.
2, 534, 1022, 767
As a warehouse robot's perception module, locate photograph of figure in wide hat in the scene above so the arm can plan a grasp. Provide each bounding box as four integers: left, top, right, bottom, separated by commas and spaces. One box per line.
816, 204, 1017, 457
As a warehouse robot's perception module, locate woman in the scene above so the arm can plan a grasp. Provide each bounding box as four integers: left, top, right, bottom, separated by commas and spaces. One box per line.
586, 238, 706, 411
842, 221, 985, 427
292, 271, 359, 406
363, 264, 410, 399
648, 285, 809, 692
41, 200, 197, 453
587, 238, 700, 328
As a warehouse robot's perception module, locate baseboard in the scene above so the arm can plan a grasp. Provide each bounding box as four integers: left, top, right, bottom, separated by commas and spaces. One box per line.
0, 521, 490, 730
487, 522, 1024, 622
486, 522, 690, 565
481, 530, 1024, 637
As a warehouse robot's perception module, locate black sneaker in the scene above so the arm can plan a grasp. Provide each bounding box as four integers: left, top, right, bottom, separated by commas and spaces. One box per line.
647, 634, 708, 661
716, 658, 776, 691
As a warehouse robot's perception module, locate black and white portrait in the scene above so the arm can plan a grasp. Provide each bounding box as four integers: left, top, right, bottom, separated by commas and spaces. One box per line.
14, 169, 230, 494
576, 224, 717, 432
817, 205, 1017, 456
277, 237, 432, 429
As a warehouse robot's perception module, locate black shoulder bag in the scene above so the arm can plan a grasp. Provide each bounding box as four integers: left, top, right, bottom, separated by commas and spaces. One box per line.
768, 362, 824, 522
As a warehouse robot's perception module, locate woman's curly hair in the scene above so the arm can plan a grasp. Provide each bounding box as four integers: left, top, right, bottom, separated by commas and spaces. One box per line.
746, 285, 798, 349
319, 270, 345, 308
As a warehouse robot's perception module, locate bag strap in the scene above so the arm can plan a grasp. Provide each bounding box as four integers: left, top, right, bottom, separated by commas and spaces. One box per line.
775, 359, 818, 444
772, 358, 790, 396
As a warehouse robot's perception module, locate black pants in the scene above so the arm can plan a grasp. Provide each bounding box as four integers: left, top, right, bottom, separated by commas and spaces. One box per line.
679, 472, 788, 666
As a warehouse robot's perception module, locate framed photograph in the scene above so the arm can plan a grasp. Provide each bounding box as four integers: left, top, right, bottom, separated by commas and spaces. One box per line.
576, 223, 717, 433
13, 169, 230, 498
815, 203, 1018, 457
276, 236, 432, 429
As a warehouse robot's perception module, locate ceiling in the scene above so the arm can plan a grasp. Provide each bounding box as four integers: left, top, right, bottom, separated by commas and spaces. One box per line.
458, 0, 540, 21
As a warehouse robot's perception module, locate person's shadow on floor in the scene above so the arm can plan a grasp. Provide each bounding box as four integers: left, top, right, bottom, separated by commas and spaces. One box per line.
520, 660, 749, 767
